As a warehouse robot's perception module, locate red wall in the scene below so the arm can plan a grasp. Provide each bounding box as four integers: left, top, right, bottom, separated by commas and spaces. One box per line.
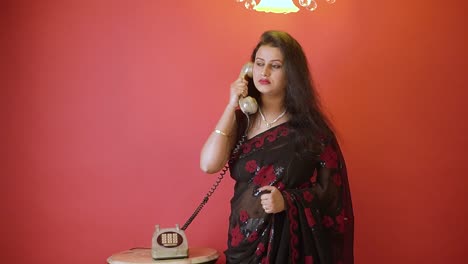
2, 1, 467, 263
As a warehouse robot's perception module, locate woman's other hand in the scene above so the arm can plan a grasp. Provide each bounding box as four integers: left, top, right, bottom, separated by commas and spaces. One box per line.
258, 186, 285, 214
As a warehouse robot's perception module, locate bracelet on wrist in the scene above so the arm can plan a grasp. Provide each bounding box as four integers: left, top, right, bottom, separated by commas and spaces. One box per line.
214, 129, 229, 137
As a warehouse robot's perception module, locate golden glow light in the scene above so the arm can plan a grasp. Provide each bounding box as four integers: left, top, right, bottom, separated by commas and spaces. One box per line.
254, 0, 299, 14
237, 0, 336, 13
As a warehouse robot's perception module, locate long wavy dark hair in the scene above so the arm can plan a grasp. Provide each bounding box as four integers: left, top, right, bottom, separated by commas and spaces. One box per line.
247, 30, 334, 153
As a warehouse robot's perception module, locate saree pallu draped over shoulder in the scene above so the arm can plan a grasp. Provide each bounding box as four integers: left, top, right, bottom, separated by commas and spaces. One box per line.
225, 111, 354, 264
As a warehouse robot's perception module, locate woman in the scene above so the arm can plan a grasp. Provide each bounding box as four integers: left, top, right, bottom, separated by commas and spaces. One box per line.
200, 31, 354, 264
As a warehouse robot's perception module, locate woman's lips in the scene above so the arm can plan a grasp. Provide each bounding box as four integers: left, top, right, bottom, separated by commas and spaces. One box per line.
259, 79, 270, 85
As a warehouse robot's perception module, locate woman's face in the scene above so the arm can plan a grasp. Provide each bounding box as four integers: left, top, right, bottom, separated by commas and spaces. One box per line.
253, 45, 287, 97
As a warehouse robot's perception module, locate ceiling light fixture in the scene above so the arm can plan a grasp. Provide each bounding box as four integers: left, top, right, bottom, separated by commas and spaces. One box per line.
237, 0, 336, 14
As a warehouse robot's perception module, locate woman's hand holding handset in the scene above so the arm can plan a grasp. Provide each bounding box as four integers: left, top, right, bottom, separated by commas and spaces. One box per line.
228, 77, 249, 110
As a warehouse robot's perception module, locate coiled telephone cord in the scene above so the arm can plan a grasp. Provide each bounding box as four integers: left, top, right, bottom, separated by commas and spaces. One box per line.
181, 115, 251, 231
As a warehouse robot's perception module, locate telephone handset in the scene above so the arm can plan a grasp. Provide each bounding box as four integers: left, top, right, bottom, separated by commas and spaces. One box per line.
152, 63, 257, 260
238, 62, 258, 115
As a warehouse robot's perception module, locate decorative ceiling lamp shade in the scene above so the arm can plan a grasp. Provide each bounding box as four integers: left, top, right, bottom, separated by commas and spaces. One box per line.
237, 0, 336, 14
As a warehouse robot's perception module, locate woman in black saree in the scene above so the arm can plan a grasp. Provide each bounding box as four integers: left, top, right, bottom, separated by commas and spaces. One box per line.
200, 30, 354, 264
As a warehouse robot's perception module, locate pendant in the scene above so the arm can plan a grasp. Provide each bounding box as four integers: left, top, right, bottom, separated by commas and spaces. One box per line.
265, 122, 271, 128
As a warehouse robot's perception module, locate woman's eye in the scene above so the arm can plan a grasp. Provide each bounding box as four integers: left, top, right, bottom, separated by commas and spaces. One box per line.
272, 64, 282, 69
255, 62, 264, 67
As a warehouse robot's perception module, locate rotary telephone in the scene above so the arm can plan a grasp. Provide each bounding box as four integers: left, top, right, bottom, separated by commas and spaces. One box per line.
151, 63, 258, 260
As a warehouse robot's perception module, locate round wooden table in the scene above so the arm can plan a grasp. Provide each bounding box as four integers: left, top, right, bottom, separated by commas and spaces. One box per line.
107, 247, 219, 264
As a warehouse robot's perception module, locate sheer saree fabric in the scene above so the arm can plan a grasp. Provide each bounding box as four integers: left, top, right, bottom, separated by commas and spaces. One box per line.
225, 112, 354, 264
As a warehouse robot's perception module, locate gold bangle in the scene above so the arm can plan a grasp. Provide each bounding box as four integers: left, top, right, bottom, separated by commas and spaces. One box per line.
214, 129, 229, 137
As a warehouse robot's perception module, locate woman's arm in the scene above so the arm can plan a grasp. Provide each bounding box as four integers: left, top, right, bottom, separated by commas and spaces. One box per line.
200, 105, 238, 173
200, 77, 248, 173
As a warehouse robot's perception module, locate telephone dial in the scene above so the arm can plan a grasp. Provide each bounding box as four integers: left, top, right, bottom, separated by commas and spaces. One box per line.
152, 224, 188, 259
151, 63, 258, 260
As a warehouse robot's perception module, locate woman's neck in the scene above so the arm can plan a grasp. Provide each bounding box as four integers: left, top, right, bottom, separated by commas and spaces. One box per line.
257, 96, 288, 130
260, 96, 285, 115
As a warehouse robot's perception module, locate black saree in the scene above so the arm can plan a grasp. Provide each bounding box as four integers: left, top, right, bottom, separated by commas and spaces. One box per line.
224, 111, 354, 264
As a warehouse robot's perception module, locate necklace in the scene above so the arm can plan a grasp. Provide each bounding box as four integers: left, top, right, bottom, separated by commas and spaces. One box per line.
258, 108, 287, 128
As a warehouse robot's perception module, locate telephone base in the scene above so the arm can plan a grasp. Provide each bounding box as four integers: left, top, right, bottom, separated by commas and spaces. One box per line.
152, 224, 189, 260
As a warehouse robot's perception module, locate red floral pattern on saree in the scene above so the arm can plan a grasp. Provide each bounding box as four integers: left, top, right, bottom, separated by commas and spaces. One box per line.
239, 210, 249, 222
320, 144, 338, 168
285, 192, 300, 264
230, 224, 243, 247
253, 165, 276, 186
256, 242, 265, 256
335, 209, 346, 233
245, 160, 258, 173
242, 126, 289, 154
247, 231, 258, 242
323, 215, 334, 228
303, 190, 314, 203
276, 181, 285, 191
305, 208, 316, 227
